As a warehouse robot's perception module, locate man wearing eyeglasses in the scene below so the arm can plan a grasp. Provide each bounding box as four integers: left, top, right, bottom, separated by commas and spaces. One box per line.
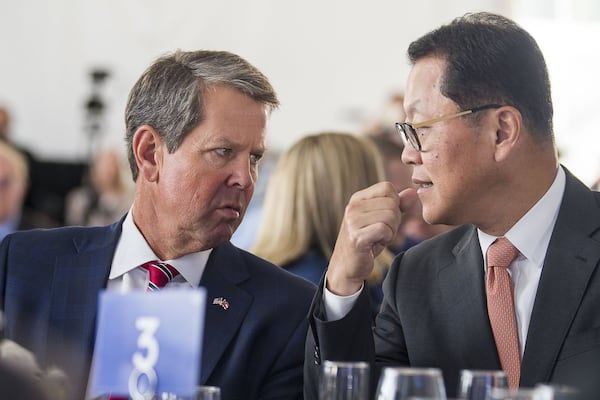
305, 12, 600, 399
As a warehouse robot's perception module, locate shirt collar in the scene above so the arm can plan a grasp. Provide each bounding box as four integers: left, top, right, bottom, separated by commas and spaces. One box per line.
478, 166, 565, 268
111, 208, 212, 287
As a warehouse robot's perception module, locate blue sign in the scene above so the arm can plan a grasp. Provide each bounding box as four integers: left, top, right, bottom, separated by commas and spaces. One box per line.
89, 288, 206, 399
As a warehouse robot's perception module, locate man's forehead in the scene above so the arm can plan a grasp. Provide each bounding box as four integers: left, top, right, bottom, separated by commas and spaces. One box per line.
404, 58, 447, 114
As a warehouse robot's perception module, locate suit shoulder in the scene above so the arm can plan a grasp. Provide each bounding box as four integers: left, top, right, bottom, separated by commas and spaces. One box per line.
2, 223, 121, 252
6, 225, 85, 243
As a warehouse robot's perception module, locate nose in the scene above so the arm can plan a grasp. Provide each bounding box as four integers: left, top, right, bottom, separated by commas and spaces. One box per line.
228, 157, 255, 190
401, 143, 422, 166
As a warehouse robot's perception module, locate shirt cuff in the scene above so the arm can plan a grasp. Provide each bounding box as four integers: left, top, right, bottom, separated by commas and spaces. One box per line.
323, 282, 363, 321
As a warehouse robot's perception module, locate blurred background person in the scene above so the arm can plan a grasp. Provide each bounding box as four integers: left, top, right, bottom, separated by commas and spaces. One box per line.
64, 148, 133, 226
252, 132, 394, 316
0, 105, 74, 228
0, 105, 36, 174
0, 141, 30, 240
0, 106, 35, 216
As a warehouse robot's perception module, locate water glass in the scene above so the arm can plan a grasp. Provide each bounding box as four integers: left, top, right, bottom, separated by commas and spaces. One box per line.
533, 384, 580, 400
375, 367, 446, 400
154, 386, 221, 400
457, 370, 508, 400
195, 386, 221, 400
488, 388, 542, 400
319, 360, 370, 400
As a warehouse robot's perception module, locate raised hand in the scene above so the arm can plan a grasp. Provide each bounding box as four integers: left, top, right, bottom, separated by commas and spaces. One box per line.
326, 182, 418, 296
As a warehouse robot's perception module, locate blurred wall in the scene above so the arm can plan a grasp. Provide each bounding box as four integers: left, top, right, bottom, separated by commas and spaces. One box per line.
0, 0, 508, 162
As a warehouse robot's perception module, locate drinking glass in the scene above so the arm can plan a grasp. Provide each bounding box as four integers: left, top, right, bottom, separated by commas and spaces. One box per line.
319, 360, 370, 400
533, 384, 580, 400
194, 386, 221, 400
375, 367, 446, 400
155, 386, 221, 400
457, 370, 508, 400
487, 388, 542, 400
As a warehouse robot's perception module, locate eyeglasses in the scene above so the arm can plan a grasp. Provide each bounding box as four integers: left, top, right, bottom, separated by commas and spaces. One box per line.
395, 104, 503, 151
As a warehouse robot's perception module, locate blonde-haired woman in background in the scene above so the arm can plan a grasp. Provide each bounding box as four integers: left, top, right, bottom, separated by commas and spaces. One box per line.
252, 132, 394, 317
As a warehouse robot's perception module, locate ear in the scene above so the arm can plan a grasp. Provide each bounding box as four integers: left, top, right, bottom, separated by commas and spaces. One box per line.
493, 106, 522, 162
132, 125, 164, 182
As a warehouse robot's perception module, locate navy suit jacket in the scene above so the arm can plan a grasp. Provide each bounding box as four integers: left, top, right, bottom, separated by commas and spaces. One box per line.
0, 219, 316, 400
305, 168, 600, 399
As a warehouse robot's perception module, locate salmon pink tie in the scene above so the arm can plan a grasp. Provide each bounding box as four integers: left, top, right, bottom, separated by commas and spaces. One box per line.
141, 261, 180, 291
486, 237, 521, 389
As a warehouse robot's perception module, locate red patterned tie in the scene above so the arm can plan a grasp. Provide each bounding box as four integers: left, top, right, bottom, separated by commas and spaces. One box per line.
486, 237, 521, 389
140, 261, 180, 291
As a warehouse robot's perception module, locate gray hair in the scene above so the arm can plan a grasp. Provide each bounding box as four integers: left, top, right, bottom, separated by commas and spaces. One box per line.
124, 50, 279, 181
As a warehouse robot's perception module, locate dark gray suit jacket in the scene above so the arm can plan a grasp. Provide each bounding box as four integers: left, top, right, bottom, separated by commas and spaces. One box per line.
0, 218, 316, 400
305, 169, 600, 399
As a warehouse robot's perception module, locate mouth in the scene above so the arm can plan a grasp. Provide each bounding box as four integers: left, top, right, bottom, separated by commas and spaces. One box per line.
412, 177, 433, 191
218, 204, 242, 219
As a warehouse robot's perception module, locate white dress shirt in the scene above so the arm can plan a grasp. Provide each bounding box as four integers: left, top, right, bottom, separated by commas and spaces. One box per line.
478, 166, 564, 355
106, 209, 212, 292
324, 167, 566, 357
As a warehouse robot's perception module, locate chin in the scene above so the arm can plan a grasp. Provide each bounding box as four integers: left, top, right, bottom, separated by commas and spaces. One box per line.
421, 207, 444, 226
420, 206, 434, 224
209, 225, 237, 245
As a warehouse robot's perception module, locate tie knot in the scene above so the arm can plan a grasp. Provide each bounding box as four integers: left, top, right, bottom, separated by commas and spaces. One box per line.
141, 261, 179, 291
487, 237, 519, 269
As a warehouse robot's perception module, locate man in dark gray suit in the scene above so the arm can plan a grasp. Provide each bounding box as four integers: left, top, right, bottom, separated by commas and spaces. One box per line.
0, 50, 316, 400
305, 12, 600, 399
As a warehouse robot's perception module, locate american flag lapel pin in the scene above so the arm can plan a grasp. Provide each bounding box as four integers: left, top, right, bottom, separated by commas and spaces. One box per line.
212, 297, 230, 310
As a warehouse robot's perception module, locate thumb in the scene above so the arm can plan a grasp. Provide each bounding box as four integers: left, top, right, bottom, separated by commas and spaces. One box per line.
398, 187, 419, 214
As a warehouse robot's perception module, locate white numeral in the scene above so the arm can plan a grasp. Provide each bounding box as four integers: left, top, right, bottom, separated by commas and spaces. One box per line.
128, 316, 160, 400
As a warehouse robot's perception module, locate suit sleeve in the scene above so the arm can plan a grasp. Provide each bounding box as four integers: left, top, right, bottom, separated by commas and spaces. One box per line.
304, 280, 375, 400
257, 309, 310, 400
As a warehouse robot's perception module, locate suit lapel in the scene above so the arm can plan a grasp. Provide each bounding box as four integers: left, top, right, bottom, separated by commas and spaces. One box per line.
521, 170, 600, 386
438, 227, 501, 367
198, 242, 252, 384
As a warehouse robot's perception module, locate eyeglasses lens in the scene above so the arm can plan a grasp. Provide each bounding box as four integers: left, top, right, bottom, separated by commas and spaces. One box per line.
405, 125, 419, 150
396, 123, 420, 151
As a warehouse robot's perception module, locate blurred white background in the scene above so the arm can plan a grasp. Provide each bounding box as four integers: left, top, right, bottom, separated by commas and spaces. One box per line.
0, 0, 598, 184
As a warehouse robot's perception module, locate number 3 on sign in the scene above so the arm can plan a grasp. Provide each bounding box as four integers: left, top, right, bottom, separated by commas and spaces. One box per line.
128, 316, 160, 400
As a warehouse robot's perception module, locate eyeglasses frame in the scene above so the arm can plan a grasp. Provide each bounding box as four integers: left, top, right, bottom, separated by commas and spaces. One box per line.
395, 104, 503, 151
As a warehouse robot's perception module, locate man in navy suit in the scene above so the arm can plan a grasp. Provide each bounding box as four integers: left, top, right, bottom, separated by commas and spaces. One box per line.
305, 12, 600, 399
0, 50, 316, 400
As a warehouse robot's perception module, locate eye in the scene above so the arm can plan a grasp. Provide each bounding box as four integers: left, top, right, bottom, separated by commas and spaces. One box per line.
215, 148, 232, 157
250, 153, 263, 165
